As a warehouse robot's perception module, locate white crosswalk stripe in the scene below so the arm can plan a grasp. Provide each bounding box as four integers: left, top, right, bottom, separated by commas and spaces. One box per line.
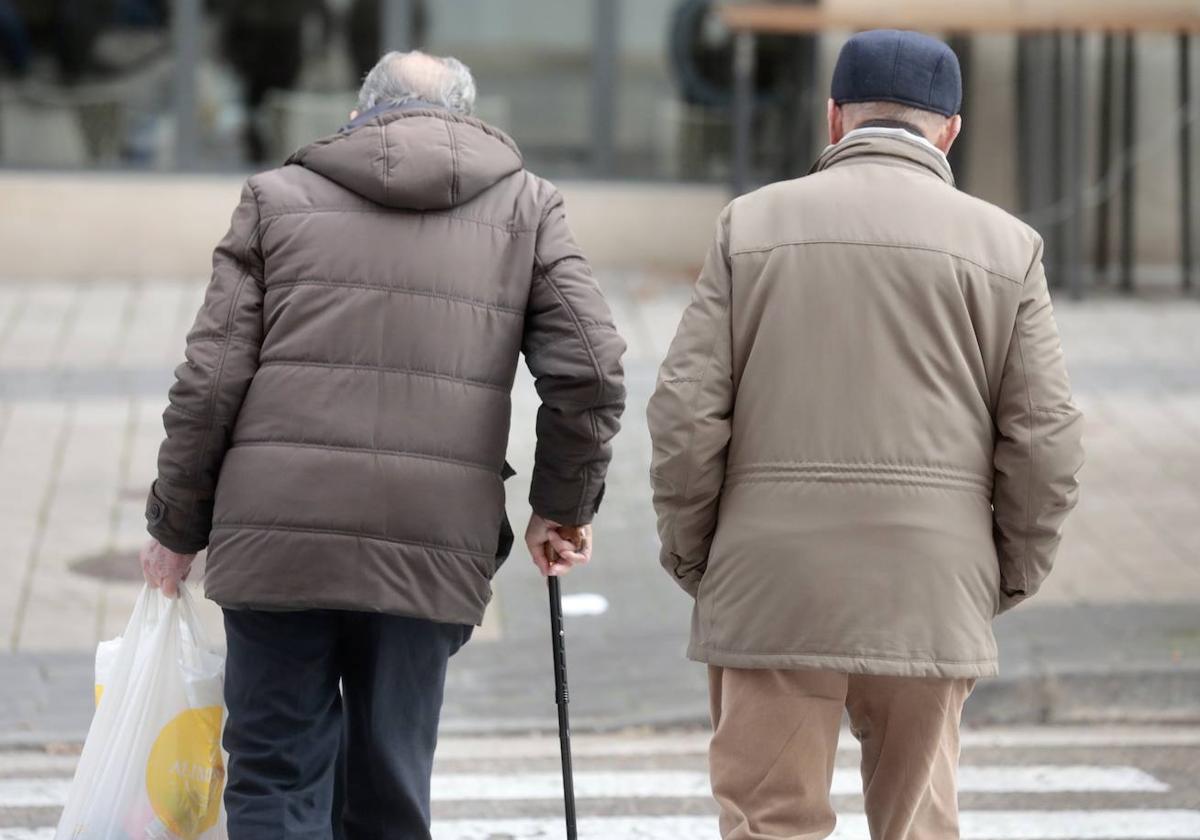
0, 756, 76, 776
5, 814, 1200, 840
424, 812, 1200, 840
0, 764, 1170, 809
0, 781, 64, 810
431, 766, 1170, 799
431, 725, 1200, 762
0, 727, 1197, 839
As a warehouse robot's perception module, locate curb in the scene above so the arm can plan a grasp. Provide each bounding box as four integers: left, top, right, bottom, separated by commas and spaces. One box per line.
963, 665, 1200, 726
4, 667, 1199, 747
442, 666, 1200, 736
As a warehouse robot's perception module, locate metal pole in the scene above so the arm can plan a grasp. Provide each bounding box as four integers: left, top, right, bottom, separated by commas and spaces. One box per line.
1120, 34, 1137, 294
381, 0, 412, 52
798, 34, 819, 173
1023, 37, 1056, 231
590, 0, 620, 176
732, 31, 756, 196
783, 29, 819, 178
1065, 33, 1085, 300
946, 34, 971, 191
171, 0, 201, 170
1016, 35, 1033, 213
1180, 32, 1193, 293
548, 575, 577, 840
1094, 34, 1115, 284
1048, 34, 1065, 287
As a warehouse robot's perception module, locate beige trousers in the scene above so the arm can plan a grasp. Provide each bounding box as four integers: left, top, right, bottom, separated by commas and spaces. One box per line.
708, 667, 975, 840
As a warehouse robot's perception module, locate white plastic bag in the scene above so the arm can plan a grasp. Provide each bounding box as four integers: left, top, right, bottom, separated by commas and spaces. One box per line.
56, 585, 228, 840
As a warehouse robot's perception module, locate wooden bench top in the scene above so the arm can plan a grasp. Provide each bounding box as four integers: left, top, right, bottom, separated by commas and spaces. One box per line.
719, 3, 1200, 34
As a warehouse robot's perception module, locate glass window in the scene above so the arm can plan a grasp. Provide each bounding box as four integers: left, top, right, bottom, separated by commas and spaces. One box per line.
422, 0, 593, 178
0, 0, 803, 181
192, 0, 354, 170
0, 0, 175, 168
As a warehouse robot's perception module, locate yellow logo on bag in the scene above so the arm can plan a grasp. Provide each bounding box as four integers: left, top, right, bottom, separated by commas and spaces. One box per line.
145, 706, 225, 839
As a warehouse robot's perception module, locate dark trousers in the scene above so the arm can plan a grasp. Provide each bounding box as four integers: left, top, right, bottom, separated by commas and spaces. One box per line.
222, 609, 472, 840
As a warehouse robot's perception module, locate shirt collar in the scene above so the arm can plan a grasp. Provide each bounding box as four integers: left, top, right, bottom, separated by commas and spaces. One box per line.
838, 126, 949, 162
811, 128, 955, 187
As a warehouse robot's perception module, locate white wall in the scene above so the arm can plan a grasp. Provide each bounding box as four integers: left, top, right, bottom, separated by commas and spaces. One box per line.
0, 173, 727, 280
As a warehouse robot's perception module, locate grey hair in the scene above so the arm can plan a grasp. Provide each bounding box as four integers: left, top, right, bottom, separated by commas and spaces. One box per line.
356, 51, 477, 115
840, 101, 950, 138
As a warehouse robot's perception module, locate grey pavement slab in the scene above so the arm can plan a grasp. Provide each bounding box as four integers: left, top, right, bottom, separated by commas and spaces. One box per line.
0, 277, 1198, 738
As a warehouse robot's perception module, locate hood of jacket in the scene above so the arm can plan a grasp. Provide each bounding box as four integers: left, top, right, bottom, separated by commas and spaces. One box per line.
812, 129, 955, 187
287, 106, 525, 211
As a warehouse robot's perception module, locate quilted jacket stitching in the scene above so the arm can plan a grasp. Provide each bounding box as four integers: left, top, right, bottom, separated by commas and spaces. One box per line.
730, 239, 1022, 286
211, 522, 493, 558
259, 206, 536, 234
445, 119, 461, 205
727, 461, 990, 485
188, 334, 260, 350
525, 322, 621, 361
257, 359, 510, 392
233, 439, 498, 473
265, 278, 524, 314
725, 474, 990, 494
533, 200, 610, 519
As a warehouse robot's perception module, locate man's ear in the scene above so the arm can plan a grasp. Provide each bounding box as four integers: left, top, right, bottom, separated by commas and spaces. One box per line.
827, 99, 845, 145
937, 114, 963, 155
349, 109, 359, 121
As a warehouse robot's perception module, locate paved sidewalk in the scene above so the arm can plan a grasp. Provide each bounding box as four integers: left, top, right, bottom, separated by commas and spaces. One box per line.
0, 276, 1198, 737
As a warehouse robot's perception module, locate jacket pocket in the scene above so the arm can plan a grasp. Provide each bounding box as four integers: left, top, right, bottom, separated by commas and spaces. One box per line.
693, 559, 716, 644
492, 461, 517, 575
493, 513, 515, 575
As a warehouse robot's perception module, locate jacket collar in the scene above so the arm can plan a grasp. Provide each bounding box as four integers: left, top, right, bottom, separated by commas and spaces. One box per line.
338, 99, 440, 134
811, 129, 955, 187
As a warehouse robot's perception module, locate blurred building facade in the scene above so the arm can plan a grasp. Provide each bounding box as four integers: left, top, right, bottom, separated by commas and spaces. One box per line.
0, 0, 1194, 281
0, 0, 708, 178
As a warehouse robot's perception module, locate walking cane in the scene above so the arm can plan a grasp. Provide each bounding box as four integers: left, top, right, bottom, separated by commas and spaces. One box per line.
546, 529, 582, 840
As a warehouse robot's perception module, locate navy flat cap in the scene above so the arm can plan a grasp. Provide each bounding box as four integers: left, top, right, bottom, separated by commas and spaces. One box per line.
831, 29, 962, 117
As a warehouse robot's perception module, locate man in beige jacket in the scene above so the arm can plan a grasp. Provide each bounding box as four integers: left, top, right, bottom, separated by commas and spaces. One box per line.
648, 30, 1084, 840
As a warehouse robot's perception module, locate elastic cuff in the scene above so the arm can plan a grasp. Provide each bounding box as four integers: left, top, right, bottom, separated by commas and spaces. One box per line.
145, 481, 208, 554
145, 483, 167, 526
530, 484, 604, 526
532, 505, 597, 527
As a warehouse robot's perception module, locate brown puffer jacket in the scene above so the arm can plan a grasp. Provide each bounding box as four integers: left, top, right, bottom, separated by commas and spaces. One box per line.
648, 130, 1083, 678
146, 106, 626, 625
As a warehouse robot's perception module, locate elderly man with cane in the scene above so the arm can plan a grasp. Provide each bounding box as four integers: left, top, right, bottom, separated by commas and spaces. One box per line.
649, 30, 1084, 840
139, 50, 625, 839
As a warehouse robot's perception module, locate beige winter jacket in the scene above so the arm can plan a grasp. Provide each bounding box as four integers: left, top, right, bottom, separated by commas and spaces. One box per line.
147, 106, 626, 625
648, 130, 1083, 678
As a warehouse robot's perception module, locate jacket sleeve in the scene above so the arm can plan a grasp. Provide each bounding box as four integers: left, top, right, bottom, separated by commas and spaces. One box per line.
145, 181, 266, 553
523, 188, 626, 525
992, 238, 1085, 613
646, 206, 735, 597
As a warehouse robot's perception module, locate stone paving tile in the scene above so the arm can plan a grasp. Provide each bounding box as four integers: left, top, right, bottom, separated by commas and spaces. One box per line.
20, 402, 130, 652
0, 278, 1196, 658
0, 403, 72, 652
55, 285, 132, 368
2, 286, 79, 369
113, 284, 194, 369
